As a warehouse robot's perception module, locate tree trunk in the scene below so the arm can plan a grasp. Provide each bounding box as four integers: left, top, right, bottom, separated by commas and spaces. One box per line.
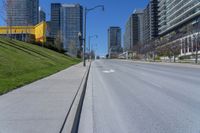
173, 54, 176, 63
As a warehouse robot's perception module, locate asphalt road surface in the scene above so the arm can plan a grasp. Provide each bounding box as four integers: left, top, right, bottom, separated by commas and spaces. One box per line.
79, 60, 200, 133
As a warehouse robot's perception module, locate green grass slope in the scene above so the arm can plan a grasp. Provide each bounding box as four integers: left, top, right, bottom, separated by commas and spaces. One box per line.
0, 37, 80, 95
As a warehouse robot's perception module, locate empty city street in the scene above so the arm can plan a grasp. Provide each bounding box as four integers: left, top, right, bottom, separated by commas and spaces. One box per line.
79, 60, 200, 133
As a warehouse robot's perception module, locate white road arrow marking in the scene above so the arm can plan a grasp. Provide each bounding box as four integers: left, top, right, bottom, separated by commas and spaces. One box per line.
103, 69, 115, 73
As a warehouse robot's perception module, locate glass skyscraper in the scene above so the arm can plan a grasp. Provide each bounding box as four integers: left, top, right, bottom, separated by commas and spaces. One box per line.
7, 0, 39, 26
108, 27, 122, 56
50, 3, 61, 38
60, 4, 83, 56
39, 7, 46, 22
124, 10, 144, 51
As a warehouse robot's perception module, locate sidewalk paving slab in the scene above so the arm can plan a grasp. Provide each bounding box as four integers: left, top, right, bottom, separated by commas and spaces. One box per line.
0, 63, 88, 133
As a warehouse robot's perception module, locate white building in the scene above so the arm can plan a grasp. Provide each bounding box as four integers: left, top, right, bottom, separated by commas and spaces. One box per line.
158, 0, 200, 56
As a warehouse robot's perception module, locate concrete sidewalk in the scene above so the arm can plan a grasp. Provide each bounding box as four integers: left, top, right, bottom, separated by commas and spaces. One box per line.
0, 63, 88, 133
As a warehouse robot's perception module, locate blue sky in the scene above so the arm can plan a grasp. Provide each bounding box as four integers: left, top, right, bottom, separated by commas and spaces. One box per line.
0, 0, 149, 56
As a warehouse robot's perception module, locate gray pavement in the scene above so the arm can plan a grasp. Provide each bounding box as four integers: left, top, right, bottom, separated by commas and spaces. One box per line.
0, 63, 87, 133
79, 60, 200, 133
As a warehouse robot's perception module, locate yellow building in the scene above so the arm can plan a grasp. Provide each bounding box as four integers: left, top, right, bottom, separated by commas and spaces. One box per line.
0, 21, 47, 43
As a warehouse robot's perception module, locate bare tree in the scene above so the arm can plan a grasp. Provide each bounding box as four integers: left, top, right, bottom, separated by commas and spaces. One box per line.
157, 45, 172, 62
157, 41, 181, 63
54, 31, 63, 52
169, 42, 181, 63
68, 39, 77, 57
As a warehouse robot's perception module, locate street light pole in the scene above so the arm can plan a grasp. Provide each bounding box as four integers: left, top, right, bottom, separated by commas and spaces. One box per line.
195, 35, 198, 64
83, 5, 104, 66
195, 28, 200, 64
88, 35, 98, 60
109, 46, 114, 59
83, 8, 86, 67
92, 43, 98, 60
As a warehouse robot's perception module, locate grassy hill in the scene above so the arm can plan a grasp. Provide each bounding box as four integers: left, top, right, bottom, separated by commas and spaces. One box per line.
0, 37, 80, 95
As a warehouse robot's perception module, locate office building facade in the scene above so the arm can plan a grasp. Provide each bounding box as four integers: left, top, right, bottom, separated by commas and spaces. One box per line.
60, 4, 83, 56
124, 14, 138, 51
50, 3, 61, 38
143, 0, 159, 45
50, 3, 83, 56
108, 27, 122, 57
158, 0, 200, 36
136, 10, 144, 45
7, 0, 39, 26
39, 7, 46, 22
158, 0, 200, 56
124, 10, 144, 51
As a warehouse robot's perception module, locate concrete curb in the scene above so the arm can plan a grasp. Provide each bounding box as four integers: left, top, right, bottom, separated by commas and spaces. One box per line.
77, 64, 94, 133
59, 62, 91, 133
